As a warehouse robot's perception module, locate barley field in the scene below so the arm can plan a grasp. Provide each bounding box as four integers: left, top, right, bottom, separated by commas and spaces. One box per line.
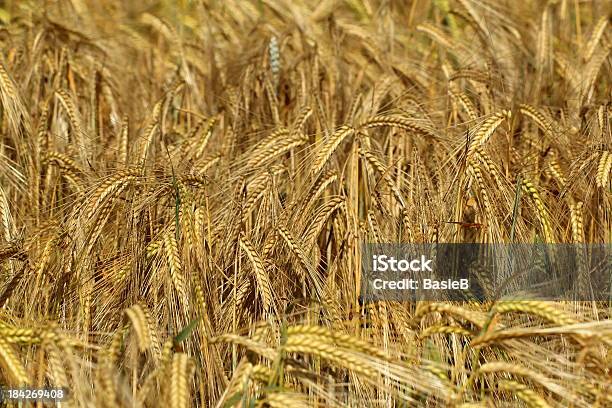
0, 0, 610, 406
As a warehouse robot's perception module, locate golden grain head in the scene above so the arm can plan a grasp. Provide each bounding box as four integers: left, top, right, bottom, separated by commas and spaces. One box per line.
0, 1, 609, 407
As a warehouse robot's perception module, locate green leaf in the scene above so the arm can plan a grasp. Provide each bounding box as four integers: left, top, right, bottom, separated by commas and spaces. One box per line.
222, 391, 244, 408
174, 317, 199, 344
422, 338, 442, 362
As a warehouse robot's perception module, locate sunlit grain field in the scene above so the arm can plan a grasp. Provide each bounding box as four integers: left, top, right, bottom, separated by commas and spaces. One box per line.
0, 0, 610, 406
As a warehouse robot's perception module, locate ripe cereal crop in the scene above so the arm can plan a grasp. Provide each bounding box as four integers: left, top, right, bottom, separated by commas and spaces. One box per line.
0, 1, 610, 406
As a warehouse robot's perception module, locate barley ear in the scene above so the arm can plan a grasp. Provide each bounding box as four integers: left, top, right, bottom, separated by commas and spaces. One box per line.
170, 353, 195, 408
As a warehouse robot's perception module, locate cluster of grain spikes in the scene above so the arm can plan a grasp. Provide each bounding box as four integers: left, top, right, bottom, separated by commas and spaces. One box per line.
0, 0, 609, 407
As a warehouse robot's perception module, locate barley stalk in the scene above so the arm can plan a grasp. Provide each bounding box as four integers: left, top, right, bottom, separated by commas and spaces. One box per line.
86, 169, 140, 221
170, 353, 195, 408
596, 151, 611, 188
359, 115, 436, 138
164, 230, 189, 304
498, 379, 551, 408
583, 16, 608, 62
467, 110, 511, 160
239, 234, 273, 312
492, 301, 576, 326
311, 125, 354, 175
0, 336, 30, 385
